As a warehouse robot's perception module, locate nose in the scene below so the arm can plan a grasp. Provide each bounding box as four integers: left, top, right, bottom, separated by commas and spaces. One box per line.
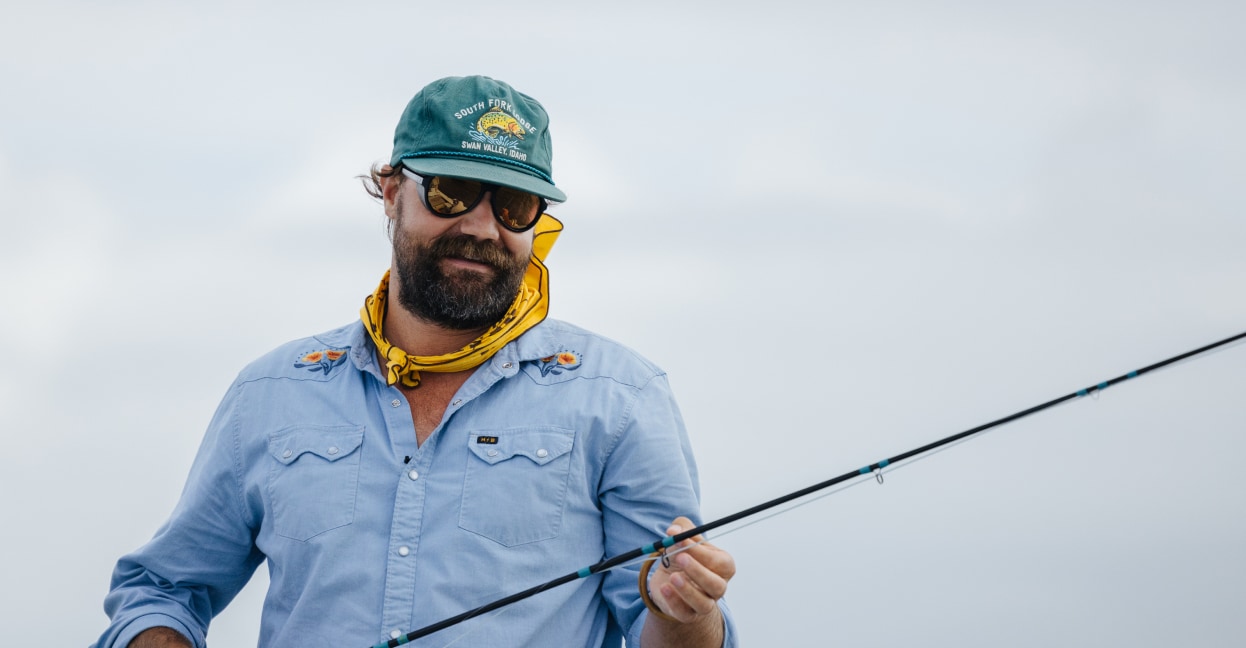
454, 191, 501, 241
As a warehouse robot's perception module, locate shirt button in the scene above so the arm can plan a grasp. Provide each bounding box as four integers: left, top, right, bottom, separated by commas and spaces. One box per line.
390, 630, 402, 639
487, 449, 499, 457
282, 449, 292, 459
327, 446, 339, 455
408, 469, 419, 481
452, 399, 462, 406
502, 362, 513, 369
398, 546, 410, 557
391, 399, 401, 408
536, 448, 549, 458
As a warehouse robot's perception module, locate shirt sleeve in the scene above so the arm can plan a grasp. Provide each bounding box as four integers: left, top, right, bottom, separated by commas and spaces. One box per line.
596, 373, 739, 647
92, 382, 265, 648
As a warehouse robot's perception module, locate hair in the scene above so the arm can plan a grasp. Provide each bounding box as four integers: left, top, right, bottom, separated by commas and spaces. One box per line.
359, 162, 405, 200
360, 162, 407, 240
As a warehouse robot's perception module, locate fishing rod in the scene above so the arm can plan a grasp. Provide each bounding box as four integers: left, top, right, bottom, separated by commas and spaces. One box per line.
374, 328, 1246, 648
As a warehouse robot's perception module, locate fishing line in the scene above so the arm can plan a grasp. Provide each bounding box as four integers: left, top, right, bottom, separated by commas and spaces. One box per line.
660, 414, 1006, 554
432, 607, 509, 648
375, 328, 1246, 648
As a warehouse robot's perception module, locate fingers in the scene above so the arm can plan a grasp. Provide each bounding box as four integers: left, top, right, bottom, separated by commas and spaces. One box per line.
658, 553, 724, 617
664, 517, 736, 584
649, 517, 736, 622
669, 546, 732, 599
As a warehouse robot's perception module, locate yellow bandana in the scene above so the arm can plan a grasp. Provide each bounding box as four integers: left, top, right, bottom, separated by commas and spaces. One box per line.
361, 214, 563, 388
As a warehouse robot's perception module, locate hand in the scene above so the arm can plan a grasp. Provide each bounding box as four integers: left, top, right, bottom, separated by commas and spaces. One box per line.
645, 516, 736, 624
128, 627, 192, 648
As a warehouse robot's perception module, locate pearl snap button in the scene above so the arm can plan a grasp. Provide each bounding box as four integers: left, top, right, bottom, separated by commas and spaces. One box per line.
282, 449, 292, 458
487, 449, 499, 457
408, 469, 419, 480
452, 399, 462, 406
502, 362, 513, 369
536, 448, 549, 458
327, 446, 339, 455
390, 630, 401, 639
398, 546, 410, 556
391, 399, 401, 408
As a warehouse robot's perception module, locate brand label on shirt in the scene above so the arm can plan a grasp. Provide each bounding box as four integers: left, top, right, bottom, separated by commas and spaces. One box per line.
476, 436, 499, 445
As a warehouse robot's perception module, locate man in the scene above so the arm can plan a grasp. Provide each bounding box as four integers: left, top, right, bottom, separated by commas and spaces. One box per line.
93, 75, 737, 647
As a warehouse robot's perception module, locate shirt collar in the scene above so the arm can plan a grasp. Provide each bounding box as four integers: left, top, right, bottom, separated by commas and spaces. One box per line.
336, 318, 562, 380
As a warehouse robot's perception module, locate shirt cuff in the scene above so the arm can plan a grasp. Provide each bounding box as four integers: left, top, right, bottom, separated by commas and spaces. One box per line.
718, 598, 739, 648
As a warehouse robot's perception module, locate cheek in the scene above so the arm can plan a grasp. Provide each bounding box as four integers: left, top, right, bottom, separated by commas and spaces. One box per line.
393, 203, 455, 242
504, 233, 534, 261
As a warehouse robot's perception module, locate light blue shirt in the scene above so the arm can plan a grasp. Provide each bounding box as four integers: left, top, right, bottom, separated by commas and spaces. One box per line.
94, 318, 737, 648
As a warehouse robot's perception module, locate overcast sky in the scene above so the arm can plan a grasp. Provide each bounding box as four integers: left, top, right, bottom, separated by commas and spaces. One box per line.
3, 2, 1245, 646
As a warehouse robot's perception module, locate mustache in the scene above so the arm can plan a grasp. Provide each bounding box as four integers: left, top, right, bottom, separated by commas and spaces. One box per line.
425, 235, 518, 270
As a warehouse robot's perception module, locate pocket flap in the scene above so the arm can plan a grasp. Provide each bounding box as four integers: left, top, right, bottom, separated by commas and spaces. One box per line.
467, 428, 574, 466
268, 426, 365, 465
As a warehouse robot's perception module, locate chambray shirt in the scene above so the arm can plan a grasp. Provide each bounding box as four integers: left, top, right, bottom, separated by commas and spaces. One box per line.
94, 319, 736, 648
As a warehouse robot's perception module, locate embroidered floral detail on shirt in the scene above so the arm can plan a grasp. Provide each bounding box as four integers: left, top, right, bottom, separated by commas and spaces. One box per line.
294, 348, 349, 376
537, 350, 581, 376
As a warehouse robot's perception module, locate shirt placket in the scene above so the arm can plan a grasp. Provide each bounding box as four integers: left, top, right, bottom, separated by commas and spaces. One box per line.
378, 381, 425, 642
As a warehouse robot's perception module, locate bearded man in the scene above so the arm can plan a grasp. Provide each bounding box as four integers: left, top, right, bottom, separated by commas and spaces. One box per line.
93, 75, 737, 648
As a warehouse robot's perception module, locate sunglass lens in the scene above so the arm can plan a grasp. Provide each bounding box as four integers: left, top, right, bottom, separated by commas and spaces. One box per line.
426, 176, 484, 215
492, 187, 542, 231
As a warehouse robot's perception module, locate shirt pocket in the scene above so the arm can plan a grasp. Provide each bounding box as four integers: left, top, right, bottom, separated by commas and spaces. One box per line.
459, 427, 576, 547
267, 425, 365, 541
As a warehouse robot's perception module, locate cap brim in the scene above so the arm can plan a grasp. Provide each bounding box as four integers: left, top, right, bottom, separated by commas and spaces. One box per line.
399, 157, 567, 203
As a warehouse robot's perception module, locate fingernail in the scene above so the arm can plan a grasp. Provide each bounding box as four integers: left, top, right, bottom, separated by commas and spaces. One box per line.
671, 574, 685, 588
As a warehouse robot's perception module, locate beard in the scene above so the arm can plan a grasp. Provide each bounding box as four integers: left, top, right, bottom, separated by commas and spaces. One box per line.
392, 205, 529, 330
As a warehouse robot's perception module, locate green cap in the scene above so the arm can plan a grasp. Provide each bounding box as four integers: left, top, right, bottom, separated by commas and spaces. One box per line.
390, 76, 566, 203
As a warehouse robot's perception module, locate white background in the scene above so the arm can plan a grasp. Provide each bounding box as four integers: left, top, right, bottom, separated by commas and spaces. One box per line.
3, 2, 1244, 646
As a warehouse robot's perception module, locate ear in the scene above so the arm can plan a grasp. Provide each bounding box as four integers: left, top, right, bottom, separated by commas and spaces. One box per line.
379, 166, 402, 220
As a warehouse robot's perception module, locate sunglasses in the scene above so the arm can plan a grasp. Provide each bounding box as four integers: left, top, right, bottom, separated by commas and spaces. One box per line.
402, 169, 548, 233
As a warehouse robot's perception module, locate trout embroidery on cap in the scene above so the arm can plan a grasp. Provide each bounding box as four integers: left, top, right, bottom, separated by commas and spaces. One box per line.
464, 106, 530, 161
294, 348, 349, 375
536, 351, 581, 377
477, 107, 526, 139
